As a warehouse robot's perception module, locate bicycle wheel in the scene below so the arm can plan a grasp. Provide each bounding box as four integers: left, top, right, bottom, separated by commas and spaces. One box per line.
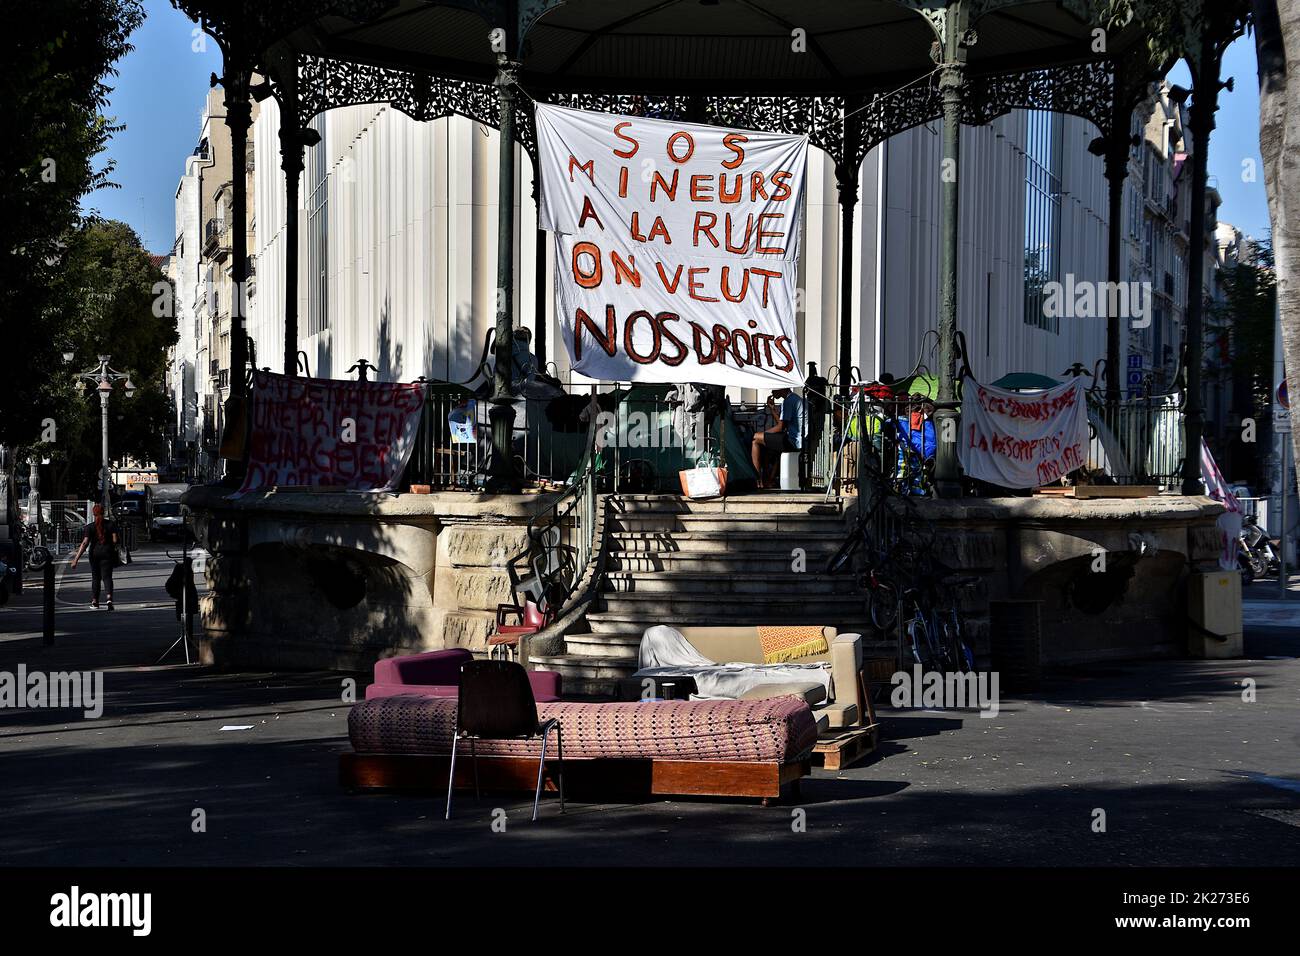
826, 531, 863, 575
943, 609, 974, 672
867, 576, 899, 631
904, 605, 933, 669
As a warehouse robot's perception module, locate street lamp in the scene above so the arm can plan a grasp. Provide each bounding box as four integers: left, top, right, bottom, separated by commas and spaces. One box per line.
75, 355, 135, 510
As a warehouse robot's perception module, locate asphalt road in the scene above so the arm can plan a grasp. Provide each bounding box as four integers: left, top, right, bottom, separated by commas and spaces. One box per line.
0, 546, 1297, 866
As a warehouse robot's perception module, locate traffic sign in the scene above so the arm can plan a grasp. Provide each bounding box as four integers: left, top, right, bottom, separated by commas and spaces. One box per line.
1279, 378, 1289, 410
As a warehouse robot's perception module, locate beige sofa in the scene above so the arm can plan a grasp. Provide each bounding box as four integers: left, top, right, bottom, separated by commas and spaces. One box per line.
672, 625, 864, 730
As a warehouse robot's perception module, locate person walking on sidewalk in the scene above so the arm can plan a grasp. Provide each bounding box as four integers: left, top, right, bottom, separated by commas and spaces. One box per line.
70, 503, 120, 610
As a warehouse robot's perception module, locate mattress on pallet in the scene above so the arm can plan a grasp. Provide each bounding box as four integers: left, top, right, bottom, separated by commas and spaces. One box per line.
348, 695, 818, 763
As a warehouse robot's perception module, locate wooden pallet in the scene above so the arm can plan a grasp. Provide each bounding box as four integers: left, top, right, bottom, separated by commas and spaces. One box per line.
811, 723, 879, 771
1035, 484, 1158, 499
340, 752, 809, 805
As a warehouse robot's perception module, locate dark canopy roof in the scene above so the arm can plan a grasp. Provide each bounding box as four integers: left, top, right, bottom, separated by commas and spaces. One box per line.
186, 0, 1140, 97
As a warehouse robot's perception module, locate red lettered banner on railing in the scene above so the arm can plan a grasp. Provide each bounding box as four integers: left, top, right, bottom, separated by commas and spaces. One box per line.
236, 373, 427, 495
535, 103, 807, 388
958, 378, 1089, 488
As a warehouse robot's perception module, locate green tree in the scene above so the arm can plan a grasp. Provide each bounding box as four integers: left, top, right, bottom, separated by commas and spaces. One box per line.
1209, 237, 1277, 413
36, 220, 178, 499
0, 0, 143, 450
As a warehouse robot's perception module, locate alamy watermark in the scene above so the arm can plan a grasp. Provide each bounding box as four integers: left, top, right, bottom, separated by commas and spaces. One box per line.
1042, 274, 1152, 329
50, 886, 151, 936
0, 666, 103, 719
890, 665, 1001, 718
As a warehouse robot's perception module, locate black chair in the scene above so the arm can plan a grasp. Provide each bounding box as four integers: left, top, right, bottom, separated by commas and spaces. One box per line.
445, 660, 564, 822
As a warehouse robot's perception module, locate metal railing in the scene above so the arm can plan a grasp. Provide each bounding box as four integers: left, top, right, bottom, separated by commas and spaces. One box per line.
804, 389, 938, 498
19, 499, 94, 556
502, 409, 603, 659
1086, 394, 1184, 488
404, 391, 591, 491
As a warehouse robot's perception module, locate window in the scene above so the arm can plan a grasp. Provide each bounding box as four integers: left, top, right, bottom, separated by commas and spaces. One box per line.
1023, 111, 1063, 333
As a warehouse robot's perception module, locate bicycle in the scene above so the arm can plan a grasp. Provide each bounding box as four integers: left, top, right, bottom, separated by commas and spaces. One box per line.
895, 553, 976, 674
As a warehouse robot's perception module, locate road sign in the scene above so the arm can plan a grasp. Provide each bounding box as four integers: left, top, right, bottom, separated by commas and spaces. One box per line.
1279, 378, 1289, 410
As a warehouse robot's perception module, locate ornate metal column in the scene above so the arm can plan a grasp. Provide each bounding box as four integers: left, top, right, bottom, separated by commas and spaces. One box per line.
1181, 32, 1225, 495
223, 67, 253, 480
487, 53, 521, 491
1101, 66, 1132, 408
931, 3, 973, 498
835, 98, 864, 397
276, 61, 306, 377
532, 177, 547, 369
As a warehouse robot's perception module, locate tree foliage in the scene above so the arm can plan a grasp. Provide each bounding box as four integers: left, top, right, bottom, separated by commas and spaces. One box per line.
37, 220, 178, 498
0, 0, 144, 450
1207, 237, 1277, 416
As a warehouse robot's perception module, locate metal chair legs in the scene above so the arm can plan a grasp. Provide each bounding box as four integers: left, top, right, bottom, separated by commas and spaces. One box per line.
556, 725, 565, 815
445, 732, 459, 820
470, 737, 480, 800
532, 720, 564, 822
532, 729, 548, 822
449, 723, 563, 823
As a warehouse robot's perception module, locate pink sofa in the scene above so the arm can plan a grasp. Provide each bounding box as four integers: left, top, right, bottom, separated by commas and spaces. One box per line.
365, 648, 562, 702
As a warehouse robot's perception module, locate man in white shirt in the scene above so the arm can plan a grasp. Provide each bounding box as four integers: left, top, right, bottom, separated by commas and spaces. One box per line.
750, 387, 804, 488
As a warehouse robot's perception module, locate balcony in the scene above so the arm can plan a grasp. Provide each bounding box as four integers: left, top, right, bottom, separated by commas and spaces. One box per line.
203, 217, 230, 260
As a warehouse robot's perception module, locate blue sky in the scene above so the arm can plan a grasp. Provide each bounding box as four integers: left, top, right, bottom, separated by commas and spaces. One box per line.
83, 0, 221, 252
88, 2, 1271, 253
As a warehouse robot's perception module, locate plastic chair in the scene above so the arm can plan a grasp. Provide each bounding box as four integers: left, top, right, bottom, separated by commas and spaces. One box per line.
445, 660, 564, 822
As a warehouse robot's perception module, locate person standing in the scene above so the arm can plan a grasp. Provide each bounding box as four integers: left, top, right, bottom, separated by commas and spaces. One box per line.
70, 503, 119, 610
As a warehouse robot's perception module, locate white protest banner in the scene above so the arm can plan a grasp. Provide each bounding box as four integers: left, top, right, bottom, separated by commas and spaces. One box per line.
958, 378, 1090, 487
535, 103, 807, 388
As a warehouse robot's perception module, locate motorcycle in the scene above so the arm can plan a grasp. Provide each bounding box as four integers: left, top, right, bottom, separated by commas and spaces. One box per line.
1237, 513, 1280, 584
20, 523, 51, 571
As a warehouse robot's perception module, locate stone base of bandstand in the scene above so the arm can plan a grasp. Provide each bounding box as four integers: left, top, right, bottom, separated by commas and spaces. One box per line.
861, 495, 1229, 666
185, 485, 1229, 674
184, 486, 560, 673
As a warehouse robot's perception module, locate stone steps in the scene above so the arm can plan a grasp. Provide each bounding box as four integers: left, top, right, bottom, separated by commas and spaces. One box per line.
610, 513, 846, 534
606, 551, 841, 573
563, 632, 641, 660
613, 494, 842, 516
531, 654, 638, 696
610, 529, 845, 554
602, 571, 858, 595
585, 609, 874, 634
534, 493, 870, 695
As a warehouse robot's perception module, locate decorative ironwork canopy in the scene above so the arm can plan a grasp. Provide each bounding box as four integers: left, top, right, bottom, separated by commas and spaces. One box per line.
171, 0, 1159, 496
177, 0, 1144, 171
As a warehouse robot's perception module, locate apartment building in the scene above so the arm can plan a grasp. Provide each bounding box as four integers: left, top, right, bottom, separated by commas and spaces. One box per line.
166, 88, 257, 481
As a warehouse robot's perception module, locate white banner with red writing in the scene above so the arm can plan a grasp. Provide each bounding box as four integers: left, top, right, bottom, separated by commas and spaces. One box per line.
958, 378, 1090, 487
236, 373, 427, 495
535, 103, 807, 388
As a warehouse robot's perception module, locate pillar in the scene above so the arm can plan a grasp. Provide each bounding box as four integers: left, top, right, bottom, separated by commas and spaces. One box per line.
1182, 33, 1222, 495
1103, 67, 1132, 408
932, 6, 970, 498
223, 67, 252, 481
487, 55, 521, 491
279, 81, 304, 376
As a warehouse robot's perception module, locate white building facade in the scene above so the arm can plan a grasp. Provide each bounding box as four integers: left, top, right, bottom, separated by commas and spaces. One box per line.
245, 100, 1120, 402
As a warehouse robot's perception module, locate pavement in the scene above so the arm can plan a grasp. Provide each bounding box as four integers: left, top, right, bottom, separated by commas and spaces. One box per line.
0, 545, 1298, 867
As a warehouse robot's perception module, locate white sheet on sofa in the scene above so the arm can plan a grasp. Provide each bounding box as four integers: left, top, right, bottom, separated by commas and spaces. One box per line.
635, 624, 833, 700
